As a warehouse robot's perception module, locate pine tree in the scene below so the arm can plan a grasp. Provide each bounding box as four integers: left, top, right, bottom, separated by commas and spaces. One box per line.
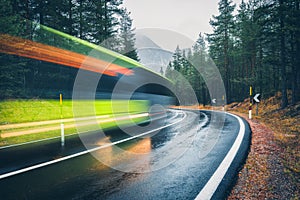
0, 0, 24, 35
278, 0, 288, 108
287, 0, 300, 104
207, 0, 236, 101
0, 0, 29, 98
192, 33, 208, 105
118, 8, 139, 61
172, 46, 183, 72
193, 33, 206, 54
97, 0, 123, 47
233, 0, 259, 100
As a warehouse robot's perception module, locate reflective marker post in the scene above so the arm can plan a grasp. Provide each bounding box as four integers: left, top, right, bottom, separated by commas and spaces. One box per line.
253, 93, 261, 116
60, 93, 65, 147
61, 123, 65, 147
249, 86, 253, 119
249, 104, 252, 119
222, 95, 225, 111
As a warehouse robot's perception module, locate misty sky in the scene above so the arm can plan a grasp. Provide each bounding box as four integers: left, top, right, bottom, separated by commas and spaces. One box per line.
123, 0, 243, 42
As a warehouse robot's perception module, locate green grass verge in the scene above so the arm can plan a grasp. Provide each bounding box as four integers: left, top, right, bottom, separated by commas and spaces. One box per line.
0, 99, 149, 124
0, 115, 149, 147
0, 99, 149, 146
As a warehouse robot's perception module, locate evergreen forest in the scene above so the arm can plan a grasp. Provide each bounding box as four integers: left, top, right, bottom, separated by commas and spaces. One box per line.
167, 0, 300, 108
0, 0, 138, 99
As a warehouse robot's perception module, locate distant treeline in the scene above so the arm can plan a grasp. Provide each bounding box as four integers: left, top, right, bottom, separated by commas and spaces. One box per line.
0, 0, 138, 99
167, 0, 300, 108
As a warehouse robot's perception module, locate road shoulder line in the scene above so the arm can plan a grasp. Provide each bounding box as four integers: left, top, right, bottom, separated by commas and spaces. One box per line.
195, 112, 246, 200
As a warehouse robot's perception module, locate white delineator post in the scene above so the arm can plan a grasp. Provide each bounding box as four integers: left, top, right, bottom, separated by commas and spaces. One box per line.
61, 123, 65, 146
249, 104, 252, 119
249, 86, 253, 120
222, 95, 225, 111
60, 93, 65, 147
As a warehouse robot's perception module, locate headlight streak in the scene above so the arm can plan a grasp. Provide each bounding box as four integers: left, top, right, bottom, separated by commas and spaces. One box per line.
0, 34, 133, 77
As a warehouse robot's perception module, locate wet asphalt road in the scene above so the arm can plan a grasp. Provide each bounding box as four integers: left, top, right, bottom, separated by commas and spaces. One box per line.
0, 110, 251, 200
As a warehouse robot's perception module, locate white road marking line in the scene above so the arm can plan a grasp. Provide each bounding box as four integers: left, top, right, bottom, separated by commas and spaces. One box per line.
0, 135, 65, 150
1, 113, 149, 138
0, 110, 178, 150
195, 112, 246, 200
0, 115, 110, 130
0, 110, 186, 179
199, 112, 209, 129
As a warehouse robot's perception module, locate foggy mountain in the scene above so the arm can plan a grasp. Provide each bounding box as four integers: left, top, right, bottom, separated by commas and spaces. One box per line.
135, 34, 174, 76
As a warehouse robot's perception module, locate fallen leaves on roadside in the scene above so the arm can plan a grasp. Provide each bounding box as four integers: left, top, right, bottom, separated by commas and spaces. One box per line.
227, 93, 300, 199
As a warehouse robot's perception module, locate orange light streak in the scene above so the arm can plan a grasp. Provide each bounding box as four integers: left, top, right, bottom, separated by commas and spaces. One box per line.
0, 34, 134, 76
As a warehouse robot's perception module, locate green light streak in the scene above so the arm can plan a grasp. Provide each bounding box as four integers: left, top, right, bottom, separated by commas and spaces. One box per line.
41, 25, 142, 67
40, 25, 171, 81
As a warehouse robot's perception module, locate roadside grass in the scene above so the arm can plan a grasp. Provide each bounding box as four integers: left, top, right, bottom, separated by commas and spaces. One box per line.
0, 99, 149, 124
0, 99, 149, 147
0, 127, 77, 147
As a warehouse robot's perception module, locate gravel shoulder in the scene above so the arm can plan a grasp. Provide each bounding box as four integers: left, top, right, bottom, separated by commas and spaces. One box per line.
228, 112, 299, 199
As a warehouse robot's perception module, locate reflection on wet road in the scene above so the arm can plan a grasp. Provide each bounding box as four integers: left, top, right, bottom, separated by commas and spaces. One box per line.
0, 109, 251, 200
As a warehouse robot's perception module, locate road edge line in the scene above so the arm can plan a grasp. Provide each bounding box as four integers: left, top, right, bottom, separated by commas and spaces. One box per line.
195, 112, 245, 200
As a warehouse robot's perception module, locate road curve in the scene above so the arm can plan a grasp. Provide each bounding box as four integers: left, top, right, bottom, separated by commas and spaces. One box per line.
0, 109, 251, 200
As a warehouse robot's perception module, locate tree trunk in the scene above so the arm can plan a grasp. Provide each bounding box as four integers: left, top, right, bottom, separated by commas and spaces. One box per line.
68, 0, 73, 35
279, 0, 288, 109
202, 82, 206, 106
293, 1, 300, 103
79, 0, 83, 39
39, 0, 44, 25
